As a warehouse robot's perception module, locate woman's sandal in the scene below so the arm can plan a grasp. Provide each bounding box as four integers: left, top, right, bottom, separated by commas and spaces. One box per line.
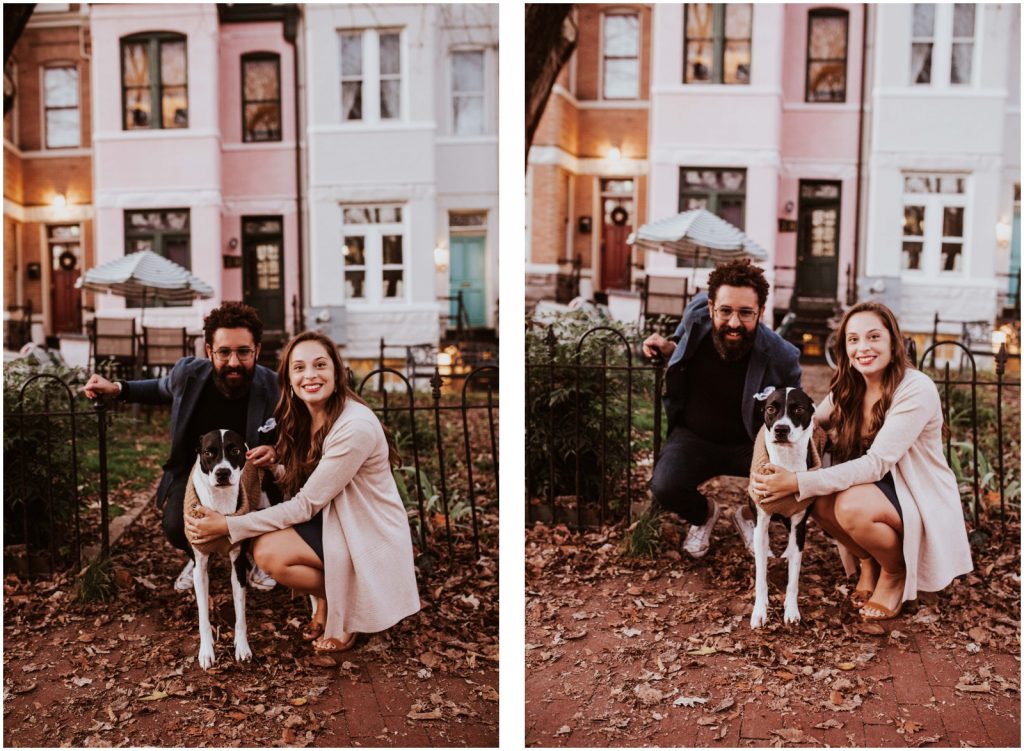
301, 619, 326, 641
311, 633, 359, 663
850, 589, 873, 609
859, 600, 904, 621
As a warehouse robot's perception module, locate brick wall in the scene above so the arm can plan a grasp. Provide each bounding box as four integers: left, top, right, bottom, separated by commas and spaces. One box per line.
4, 144, 24, 204
21, 156, 92, 206
530, 164, 571, 266
533, 91, 579, 155
577, 109, 648, 159
4, 218, 19, 310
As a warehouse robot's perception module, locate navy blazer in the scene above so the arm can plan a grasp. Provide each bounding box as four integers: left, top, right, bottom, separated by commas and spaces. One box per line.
664, 292, 802, 441
124, 356, 279, 507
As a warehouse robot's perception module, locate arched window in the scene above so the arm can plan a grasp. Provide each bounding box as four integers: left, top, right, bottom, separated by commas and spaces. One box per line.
241, 52, 281, 142
120, 32, 188, 130
806, 8, 849, 102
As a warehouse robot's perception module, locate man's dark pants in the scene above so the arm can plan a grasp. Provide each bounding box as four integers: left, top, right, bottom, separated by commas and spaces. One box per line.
161, 474, 191, 556
650, 425, 754, 525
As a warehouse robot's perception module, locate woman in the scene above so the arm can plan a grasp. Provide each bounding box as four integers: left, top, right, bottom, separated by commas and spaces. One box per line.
751, 302, 972, 620
186, 331, 420, 656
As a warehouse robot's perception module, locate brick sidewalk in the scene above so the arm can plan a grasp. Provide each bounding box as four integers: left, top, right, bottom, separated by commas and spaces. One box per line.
525, 505, 1020, 748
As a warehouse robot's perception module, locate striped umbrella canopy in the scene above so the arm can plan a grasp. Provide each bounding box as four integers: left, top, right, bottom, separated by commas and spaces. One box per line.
628, 208, 768, 265
76, 250, 214, 324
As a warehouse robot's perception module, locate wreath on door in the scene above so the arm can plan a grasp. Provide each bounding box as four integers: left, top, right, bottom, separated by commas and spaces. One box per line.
58, 250, 77, 271
611, 206, 629, 226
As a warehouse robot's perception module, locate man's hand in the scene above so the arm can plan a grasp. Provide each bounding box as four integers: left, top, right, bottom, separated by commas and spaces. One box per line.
246, 445, 277, 468
642, 333, 676, 360
82, 374, 120, 399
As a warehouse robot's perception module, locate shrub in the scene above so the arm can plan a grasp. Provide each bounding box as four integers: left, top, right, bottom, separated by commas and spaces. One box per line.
526, 313, 654, 510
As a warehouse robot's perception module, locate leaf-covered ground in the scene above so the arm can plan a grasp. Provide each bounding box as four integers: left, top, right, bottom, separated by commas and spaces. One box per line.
525, 488, 1020, 748
4, 490, 498, 747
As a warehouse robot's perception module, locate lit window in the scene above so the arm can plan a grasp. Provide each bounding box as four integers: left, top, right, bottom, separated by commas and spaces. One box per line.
341, 205, 406, 302
241, 53, 281, 142
684, 4, 751, 85
123, 209, 191, 306
806, 10, 848, 103
121, 33, 188, 130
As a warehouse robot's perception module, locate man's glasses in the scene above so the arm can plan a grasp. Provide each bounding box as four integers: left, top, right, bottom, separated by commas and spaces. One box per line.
212, 347, 256, 362
713, 306, 760, 324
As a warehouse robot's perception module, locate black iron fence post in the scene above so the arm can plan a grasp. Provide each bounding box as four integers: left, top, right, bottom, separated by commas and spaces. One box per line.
430, 369, 454, 559
95, 397, 110, 561
995, 343, 1007, 533
546, 327, 556, 520
651, 350, 664, 461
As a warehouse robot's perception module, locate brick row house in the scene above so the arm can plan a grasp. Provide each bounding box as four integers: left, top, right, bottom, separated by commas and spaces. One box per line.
4, 3, 499, 365
527, 3, 1020, 354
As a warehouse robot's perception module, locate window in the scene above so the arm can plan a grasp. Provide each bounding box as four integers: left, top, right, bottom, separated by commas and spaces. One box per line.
678, 168, 745, 267
684, 4, 751, 85
901, 174, 967, 274
602, 14, 639, 99
121, 33, 188, 130
43, 66, 79, 148
341, 204, 406, 302
911, 4, 975, 86
241, 53, 281, 142
48, 223, 82, 270
339, 29, 402, 123
451, 50, 485, 135
806, 9, 848, 102
123, 209, 191, 306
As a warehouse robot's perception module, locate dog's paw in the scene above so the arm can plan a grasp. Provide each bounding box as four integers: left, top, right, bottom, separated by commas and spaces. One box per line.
784, 603, 801, 625
234, 639, 252, 662
750, 603, 768, 629
198, 642, 216, 670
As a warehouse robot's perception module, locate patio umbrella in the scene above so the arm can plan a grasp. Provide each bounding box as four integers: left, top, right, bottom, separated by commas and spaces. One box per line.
628, 208, 768, 266
75, 250, 215, 325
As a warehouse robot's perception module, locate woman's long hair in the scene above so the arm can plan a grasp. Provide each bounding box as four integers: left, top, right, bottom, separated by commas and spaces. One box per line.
274, 331, 400, 497
827, 301, 911, 462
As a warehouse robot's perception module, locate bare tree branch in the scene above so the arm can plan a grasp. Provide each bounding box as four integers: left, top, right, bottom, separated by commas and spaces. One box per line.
525, 4, 577, 168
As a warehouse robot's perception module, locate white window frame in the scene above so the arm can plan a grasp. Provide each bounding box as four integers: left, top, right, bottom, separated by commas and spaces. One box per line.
41, 63, 80, 149
910, 4, 978, 88
337, 28, 404, 124
900, 173, 969, 277
601, 11, 640, 100
450, 47, 487, 136
341, 204, 409, 305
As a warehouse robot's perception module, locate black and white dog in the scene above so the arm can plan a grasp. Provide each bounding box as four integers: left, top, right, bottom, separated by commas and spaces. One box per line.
185, 429, 266, 670
748, 387, 819, 628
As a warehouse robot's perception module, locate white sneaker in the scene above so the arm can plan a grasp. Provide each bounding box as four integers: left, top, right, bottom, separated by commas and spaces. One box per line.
173, 559, 195, 592
247, 563, 277, 591
731, 506, 756, 557
683, 499, 721, 559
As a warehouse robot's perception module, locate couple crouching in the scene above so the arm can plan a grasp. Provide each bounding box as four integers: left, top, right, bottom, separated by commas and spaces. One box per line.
642, 260, 972, 621
83, 302, 419, 659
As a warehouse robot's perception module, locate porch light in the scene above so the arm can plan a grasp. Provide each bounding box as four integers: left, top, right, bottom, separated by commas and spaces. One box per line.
606, 146, 621, 161
433, 244, 450, 272
52, 193, 67, 208
996, 216, 1012, 249
991, 329, 1007, 351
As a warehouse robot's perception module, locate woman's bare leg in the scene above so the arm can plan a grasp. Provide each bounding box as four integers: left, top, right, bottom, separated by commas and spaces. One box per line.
253, 528, 326, 598
832, 485, 905, 615
811, 494, 879, 599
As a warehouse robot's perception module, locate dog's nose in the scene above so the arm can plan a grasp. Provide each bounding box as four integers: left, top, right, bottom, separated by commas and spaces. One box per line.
774, 424, 790, 439
215, 468, 231, 484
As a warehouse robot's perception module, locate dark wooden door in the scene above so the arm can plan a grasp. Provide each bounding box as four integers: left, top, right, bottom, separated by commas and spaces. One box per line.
242, 216, 285, 332
601, 223, 632, 291
52, 267, 81, 333
796, 181, 840, 299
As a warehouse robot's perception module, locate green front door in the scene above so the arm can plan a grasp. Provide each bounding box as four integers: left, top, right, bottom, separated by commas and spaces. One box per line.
795, 180, 841, 299
450, 234, 486, 327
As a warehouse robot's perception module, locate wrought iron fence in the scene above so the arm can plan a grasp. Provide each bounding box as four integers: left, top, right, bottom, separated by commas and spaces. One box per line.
526, 323, 1019, 535
3, 365, 498, 577
3, 374, 111, 577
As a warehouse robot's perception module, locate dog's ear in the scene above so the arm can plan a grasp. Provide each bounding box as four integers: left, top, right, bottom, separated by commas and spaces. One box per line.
753, 386, 776, 402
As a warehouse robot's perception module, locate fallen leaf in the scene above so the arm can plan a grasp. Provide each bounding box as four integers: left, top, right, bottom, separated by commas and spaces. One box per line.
621, 627, 642, 638
632, 683, 664, 706
289, 697, 307, 706
139, 690, 168, 702
954, 681, 991, 693
771, 727, 806, 743
697, 716, 718, 726
710, 697, 734, 713
688, 646, 717, 656
407, 708, 443, 720
829, 690, 844, 706
555, 725, 572, 736
815, 719, 844, 729
71, 676, 93, 687
837, 662, 856, 670
673, 695, 707, 707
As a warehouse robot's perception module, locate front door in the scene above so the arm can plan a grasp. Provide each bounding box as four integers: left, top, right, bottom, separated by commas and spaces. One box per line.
795, 180, 841, 299
449, 234, 486, 327
48, 224, 82, 333
242, 216, 285, 332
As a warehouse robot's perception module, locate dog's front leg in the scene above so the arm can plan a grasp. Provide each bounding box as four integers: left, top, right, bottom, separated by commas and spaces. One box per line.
750, 510, 771, 628
781, 513, 806, 624
229, 547, 252, 662
193, 552, 216, 669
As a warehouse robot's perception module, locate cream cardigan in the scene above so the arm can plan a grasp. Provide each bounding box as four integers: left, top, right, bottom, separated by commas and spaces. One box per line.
796, 368, 973, 601
226, 400, 420, 639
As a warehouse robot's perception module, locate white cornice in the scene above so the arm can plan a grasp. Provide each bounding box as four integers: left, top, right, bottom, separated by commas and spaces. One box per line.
4, 199, 94, 223
93, 129, 221, 143
782, 102, 861, 113
94, 189, 224, 208
868, 152, 1004, 171
651, 85, 783, 98
529, 145, 649, 176
873, 87, 1009, 100
435, 135, 499, 145
650, 146, 781, 167
553, 83, 650, 110
221, 141, 298, 152
780, 160, 858, 179
14, 147, 92, 159
307, 122, 437, 135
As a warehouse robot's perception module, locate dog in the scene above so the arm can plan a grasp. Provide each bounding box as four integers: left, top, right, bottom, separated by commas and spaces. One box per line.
748, 386, 823, 628
184, 429, 266, 670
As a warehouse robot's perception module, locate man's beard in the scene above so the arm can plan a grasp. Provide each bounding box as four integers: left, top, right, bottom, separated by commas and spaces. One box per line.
213, 364, 255, 399
711, 324, 756, 362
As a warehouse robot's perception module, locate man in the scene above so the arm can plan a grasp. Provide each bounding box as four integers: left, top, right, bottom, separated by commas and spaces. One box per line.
642, 260, 801, 558
82, 302, 280, 591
